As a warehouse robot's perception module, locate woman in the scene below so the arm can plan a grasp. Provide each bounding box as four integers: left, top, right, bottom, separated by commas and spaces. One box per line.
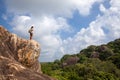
28, 26, 34, 40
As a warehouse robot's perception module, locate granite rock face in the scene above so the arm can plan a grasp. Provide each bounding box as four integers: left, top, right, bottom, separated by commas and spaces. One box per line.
0, 26, 55, 80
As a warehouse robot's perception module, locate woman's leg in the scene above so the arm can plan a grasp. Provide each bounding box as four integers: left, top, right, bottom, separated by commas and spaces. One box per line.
30, 33, 33, 40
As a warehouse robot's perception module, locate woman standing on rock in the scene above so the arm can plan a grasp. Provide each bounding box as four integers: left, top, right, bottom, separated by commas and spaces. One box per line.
28, 26, 34, 40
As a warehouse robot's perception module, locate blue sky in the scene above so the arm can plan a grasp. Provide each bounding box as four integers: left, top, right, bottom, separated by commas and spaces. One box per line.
0, 0, 120, 62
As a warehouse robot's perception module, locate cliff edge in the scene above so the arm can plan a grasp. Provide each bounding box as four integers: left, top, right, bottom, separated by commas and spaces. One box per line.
0, 26, 55, 80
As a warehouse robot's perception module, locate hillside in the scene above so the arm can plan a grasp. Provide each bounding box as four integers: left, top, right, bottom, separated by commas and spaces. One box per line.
41, 38, 120, 80
0, 26, 55, 80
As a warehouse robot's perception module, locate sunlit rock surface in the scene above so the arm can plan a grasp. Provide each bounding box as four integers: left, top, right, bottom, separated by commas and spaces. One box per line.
0, 26, 55, 80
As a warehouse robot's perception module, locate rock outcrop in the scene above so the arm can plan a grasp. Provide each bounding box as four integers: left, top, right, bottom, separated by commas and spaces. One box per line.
0, 26, 55, 80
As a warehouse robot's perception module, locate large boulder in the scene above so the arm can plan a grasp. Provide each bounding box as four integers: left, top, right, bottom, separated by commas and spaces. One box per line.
0, 26, 55, 80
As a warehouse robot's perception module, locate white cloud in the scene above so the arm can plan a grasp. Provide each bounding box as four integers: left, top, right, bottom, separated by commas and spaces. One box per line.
100, 4, 106, 13
4, 0, 120, 62
5, 0, 103, 17
109, 0, 120, 14
61, 0, 120, 55
61, 21, 106, 55
72, 0, 103, 16
5, 0, 73, 17
10, 15, 70, 62
110, 0, 120, 8
10, 16, 31, 38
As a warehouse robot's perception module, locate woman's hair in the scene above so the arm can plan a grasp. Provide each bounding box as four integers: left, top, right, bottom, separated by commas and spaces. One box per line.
31, 26, 33, 28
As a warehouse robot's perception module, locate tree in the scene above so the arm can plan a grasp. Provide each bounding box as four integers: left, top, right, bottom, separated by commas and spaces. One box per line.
61, 54, 71, 62
80, 45, 96, 58
77, 54, 88, 63
97, 45, 114, 60
108, 54, 120, 69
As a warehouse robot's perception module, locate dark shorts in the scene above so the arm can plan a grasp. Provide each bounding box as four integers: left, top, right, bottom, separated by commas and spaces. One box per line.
30, 33, 33, 36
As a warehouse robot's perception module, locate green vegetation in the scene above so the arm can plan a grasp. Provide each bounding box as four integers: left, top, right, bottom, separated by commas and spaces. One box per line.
41, 38, 120, 80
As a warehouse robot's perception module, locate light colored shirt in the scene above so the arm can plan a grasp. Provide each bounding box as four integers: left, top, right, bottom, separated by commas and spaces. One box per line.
29, 28, 33, 34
